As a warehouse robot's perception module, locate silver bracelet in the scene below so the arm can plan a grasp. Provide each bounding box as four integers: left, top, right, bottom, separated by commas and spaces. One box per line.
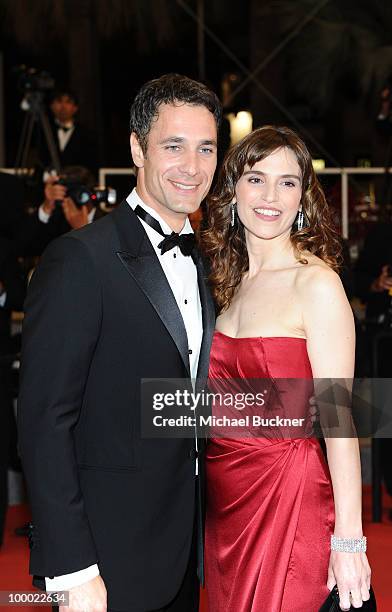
331, 535, 367, 553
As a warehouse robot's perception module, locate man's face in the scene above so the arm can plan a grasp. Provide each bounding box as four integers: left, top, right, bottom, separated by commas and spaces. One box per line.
51, 95, 78, 124
131, 103, 218, 229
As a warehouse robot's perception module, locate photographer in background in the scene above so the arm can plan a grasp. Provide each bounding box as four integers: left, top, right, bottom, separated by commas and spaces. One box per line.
0, 237, 25, 547
40, 167, 101, 229
28, 166, 107, 255
355, 222, 392, 513
355, 223, 392, 323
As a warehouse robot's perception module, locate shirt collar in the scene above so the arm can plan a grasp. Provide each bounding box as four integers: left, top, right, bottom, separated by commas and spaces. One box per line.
126, 188, 194, 236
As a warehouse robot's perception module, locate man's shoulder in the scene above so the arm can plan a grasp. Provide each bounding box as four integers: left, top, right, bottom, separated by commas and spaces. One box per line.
43, 212, 118, 263
43, 201, 139, 264
69, 210, 117, 246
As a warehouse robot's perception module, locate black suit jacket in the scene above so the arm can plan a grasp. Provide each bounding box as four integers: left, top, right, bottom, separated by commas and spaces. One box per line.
54, 123, 98, 174
40, 120, 98, 175
17, 201, 215, 611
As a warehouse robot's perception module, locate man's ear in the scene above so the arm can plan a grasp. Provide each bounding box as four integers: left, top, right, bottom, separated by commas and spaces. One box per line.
130, 133, 145, 168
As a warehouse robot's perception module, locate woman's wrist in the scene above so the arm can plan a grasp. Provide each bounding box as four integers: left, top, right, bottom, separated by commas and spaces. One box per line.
333, 527, 363, 538
334, 510, 362, 538
331, 535, 367, 553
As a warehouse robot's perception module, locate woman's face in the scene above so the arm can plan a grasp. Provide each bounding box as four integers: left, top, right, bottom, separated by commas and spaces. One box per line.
234, 147, 303, 241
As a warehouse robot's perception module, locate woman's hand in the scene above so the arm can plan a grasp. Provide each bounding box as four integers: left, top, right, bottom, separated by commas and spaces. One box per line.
327, 550, 371, 610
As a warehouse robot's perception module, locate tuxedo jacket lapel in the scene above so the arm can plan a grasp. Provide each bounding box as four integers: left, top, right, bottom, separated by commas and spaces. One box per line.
113, 202, 214, 589
113, 201, 191, 376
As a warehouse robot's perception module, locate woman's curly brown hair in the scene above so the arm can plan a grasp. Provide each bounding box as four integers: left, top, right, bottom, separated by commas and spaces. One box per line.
200, 125, 342, 313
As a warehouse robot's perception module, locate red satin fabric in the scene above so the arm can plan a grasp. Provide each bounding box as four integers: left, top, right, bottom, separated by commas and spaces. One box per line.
205, 332, 335, 612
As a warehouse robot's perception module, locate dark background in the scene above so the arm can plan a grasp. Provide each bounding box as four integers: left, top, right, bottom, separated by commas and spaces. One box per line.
1, 0, 392, 170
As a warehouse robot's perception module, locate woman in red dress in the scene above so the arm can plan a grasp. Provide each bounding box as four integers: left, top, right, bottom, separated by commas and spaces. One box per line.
201, 126, 371, 611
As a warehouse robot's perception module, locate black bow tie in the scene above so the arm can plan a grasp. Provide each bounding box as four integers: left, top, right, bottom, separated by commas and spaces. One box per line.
134, 205, 196, 257
58, 124, 72, 132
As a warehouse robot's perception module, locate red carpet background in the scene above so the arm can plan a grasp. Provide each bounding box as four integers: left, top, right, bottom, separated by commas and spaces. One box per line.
0, 486, 391, 611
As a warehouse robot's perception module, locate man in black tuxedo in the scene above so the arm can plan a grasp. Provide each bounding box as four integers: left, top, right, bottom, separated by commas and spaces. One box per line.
18, 74, 221, 611
47, 90, 98, 175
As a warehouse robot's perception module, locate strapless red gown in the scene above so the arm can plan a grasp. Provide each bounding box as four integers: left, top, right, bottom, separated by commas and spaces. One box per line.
205, 332, 335, 612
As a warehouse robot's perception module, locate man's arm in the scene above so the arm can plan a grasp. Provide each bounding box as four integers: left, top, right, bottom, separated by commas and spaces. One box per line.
301, 267, 371, 611
45, 564, 99, 591
15, 176, 66, 256
18, 235, 102, 577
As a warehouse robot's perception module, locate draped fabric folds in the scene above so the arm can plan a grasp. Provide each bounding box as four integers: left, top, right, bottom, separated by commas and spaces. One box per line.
205, 333, 335, 612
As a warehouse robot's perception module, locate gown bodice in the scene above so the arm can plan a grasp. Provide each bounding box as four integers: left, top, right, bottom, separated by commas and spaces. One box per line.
209, 330, 312, 379
207, 331, 314, 441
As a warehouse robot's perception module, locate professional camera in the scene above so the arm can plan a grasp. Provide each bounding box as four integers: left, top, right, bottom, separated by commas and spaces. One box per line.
15, 65, 55, 93
56, 178, 117, 208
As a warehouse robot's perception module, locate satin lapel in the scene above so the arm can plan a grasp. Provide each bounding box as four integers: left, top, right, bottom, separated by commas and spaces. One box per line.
113, 201, 191, 376
194, 252, 216, 383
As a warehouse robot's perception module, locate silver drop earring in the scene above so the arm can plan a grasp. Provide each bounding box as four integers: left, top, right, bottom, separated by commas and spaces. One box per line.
231, 202, 235, 227
297, 208, 304, 231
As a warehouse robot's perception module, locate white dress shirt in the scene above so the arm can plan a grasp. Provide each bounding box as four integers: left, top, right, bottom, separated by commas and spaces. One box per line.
127, 189, 203, 380
56, 121, 75, 152
46, 189, 203, 591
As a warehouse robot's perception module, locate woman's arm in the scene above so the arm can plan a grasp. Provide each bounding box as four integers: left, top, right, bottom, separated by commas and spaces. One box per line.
300, 265, 371, 611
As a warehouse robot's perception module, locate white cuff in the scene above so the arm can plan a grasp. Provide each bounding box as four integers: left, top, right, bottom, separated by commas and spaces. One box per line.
38, 205, 51, 224
45, 564, 99, 591
0, 292, 6, 308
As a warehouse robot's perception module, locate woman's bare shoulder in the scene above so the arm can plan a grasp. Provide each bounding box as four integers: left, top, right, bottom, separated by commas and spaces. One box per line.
295, 253, 344, 299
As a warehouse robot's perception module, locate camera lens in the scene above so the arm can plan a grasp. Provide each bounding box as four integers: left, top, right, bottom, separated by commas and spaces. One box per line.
74, 188, 91, 206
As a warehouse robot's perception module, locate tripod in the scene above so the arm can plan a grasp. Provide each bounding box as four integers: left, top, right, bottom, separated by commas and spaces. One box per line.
15, 91, 61, 173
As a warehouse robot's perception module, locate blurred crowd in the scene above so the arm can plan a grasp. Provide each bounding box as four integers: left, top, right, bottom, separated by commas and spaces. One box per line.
0, 89, 107, 546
